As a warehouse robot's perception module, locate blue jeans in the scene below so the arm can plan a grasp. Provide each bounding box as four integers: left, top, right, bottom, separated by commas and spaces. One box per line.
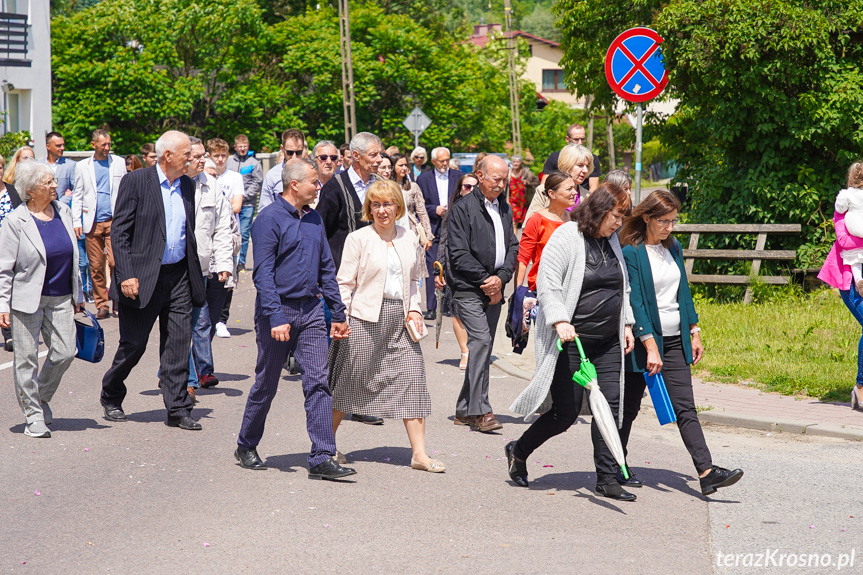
238, 205, 254, 266
77, 237, 92, 293
840, 289, 863, 387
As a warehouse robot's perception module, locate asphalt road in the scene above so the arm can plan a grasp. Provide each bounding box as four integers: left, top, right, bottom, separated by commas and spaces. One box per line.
1, 272, 859, 574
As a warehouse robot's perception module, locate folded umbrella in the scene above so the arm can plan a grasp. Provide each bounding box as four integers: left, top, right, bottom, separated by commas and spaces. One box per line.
433, 261, 444, 349
557, 337, 630, 480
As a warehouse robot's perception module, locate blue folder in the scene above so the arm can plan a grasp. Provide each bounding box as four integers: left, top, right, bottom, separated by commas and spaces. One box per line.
644, 372, 677, 425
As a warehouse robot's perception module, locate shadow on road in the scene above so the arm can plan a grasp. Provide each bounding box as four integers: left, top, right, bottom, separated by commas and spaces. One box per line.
214, 372, 251, 382
344, 446, 413, 466
263, 452, 313, 473
197, 387, 244, 398
124, 407, 214, 423
9, 418, 110, 433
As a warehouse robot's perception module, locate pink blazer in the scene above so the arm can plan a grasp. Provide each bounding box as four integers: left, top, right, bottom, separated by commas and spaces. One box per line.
818, 211, 863, 290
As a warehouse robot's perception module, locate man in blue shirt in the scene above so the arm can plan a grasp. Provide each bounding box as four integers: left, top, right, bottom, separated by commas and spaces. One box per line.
235, 158, 356, 481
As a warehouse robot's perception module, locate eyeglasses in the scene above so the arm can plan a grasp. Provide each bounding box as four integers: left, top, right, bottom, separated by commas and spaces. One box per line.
462, 183, 474, 191
371, 202, 395, 211
654, 217, 679, 227
317, 154, 339, 162
284, 149, 303, 158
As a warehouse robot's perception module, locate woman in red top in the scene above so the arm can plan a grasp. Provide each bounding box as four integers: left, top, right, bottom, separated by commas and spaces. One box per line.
515, 171, 579, 291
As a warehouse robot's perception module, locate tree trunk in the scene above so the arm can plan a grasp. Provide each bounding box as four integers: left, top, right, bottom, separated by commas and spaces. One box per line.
606, 111, 616, 170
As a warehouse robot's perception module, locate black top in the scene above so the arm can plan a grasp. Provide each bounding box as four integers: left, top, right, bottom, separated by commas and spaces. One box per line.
572, 235, 622, 339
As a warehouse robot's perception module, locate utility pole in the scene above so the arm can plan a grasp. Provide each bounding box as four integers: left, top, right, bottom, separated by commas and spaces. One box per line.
338, 0, 357, 144
605, 110, 616, 170
504, 0, 521, 155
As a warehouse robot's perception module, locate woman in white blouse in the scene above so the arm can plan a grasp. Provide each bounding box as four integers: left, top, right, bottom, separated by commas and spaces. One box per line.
328, 179, 445, 473
618, 190, 743, 497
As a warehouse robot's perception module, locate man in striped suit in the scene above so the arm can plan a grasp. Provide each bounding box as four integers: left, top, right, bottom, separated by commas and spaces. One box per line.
100, 131, 206, 430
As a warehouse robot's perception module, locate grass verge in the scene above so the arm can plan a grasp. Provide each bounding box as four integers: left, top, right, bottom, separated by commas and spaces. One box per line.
694, 288, 858, 402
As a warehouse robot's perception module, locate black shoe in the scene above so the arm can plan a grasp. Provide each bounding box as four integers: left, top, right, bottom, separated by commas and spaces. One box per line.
234, 447, 267, 470
617, 470, 643, 488
422, 311, 435, 320
700, 466, 744, 495
504, 441, 529, 487
100, 399, 127, 422
237, 263, 246, 272
3, 338, 12, 352
351, 414, 384, 425
308, 457, 357, 480
166, 415, 202, 430
595, 482, 637, 501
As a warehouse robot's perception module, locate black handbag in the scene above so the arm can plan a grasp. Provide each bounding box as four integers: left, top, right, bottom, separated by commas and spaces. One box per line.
75, 308, 104, 363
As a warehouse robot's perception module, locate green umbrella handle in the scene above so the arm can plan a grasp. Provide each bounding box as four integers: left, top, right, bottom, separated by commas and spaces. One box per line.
556, 336, 587, 360
620, 464, 630, 480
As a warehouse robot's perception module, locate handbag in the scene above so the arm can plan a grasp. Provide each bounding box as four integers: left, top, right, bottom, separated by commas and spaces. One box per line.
643, 372, 677, 425
405, 318, 428, 342
75, 308, 104, 363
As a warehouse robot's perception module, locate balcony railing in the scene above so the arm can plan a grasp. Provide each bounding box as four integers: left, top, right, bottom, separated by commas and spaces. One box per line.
0, 12, 30, 67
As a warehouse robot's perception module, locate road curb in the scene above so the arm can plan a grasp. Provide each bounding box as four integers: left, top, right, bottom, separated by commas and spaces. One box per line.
492, 359, 863, 441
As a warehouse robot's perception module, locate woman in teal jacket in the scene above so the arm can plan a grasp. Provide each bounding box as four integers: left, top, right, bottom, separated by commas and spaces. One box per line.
618, 190, 743, 497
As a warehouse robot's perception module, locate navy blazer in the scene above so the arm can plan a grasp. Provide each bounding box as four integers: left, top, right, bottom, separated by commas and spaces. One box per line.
416, 168, 461, 236
110, 166, 205, 309
622, 239, 699, 372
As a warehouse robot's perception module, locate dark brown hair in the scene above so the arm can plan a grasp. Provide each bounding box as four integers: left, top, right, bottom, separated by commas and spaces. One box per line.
451, 172, 478, 206
572, 183, 632, 237
125, 154, 143, 171
542, 170, 573, 198
618, 190, 681, 249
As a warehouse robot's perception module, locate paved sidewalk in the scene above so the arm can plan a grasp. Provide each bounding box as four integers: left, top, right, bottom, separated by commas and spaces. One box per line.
491, 317, 863, 441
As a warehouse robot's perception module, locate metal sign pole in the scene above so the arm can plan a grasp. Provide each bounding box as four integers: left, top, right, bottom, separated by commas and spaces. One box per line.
634, 102, 643, 205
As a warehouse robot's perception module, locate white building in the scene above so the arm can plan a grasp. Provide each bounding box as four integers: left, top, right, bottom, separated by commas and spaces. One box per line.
1, 0, 51, 157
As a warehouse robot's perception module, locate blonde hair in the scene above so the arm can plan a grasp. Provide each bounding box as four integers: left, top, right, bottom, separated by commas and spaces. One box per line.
3, 146, 35, 185
558, 143, 593, 176
848, 162, 863, 189
362, 178, 406, 221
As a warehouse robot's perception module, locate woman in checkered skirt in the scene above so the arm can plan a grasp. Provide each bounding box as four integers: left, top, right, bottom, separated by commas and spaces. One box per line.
329, 179, 445, 473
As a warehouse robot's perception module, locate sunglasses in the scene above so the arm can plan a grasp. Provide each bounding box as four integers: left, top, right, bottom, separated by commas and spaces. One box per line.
462, 183, 474, 191
317, 154, 339, 162
284, 149, 303, 157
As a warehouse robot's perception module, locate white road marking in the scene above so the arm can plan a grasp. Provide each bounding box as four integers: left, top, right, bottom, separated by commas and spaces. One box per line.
0, 350, 48, 371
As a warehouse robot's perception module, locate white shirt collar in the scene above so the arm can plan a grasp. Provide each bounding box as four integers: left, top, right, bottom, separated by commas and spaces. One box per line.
347, 166, 372, 188
435, 169, 449, 180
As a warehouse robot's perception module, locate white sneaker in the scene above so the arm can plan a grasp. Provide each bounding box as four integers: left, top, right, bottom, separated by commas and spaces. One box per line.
24, 421, 51, 438
215, 322, 231, 338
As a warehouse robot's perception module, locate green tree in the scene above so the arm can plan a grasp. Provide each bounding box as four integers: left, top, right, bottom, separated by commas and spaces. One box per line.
656, 0, 863, 265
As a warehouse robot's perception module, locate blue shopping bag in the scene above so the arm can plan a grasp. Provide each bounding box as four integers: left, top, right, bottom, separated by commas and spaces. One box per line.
75, 309, 104, 363
644, 372, 677, 425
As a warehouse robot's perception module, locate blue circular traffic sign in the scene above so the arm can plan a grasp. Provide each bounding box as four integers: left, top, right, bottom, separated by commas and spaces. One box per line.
604, 27, 668, 103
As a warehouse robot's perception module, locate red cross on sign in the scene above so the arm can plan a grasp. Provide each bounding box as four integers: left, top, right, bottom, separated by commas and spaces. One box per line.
604, 27, 668, 103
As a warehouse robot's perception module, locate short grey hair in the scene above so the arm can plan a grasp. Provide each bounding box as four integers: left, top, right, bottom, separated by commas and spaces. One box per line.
511, 155, 522, 163
410, 146, 427, 159
189, 136, 203, 146
155, 130, 191, 160
431, 147, 450, 161
281, 158, 318, 190
603, 169, 632, 190
16, 160, 53, 201
313, 140, 338, 157
349, 132, 382, 155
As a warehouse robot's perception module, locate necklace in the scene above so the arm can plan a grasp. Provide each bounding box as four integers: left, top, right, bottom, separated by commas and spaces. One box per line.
646, 242, 667, 258
590, 236, 609, 265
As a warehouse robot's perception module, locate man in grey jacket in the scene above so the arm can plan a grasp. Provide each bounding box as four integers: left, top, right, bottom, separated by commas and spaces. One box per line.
226, 134, 263, 272
446, 155, 519, 433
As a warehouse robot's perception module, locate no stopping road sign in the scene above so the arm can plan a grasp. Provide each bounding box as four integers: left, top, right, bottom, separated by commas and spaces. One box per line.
604, 27, 668, 103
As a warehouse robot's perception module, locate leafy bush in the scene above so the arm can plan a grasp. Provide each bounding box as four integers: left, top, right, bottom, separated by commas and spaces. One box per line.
0, 131, 31, 159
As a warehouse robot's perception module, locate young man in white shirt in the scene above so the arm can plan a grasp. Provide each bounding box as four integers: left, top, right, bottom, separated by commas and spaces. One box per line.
206, 138, 244, 338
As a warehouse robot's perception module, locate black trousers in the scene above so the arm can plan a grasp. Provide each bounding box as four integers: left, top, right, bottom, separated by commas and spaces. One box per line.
220, 289, 233, 324
424, 239, 440, 312
514, 335, 621, 479
101, 261, 194, 418
620, 335, 713, 475
205, 276, 230, 340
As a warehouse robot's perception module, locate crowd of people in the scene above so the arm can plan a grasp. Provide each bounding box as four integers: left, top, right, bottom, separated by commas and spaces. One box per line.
0, 123, 750, 497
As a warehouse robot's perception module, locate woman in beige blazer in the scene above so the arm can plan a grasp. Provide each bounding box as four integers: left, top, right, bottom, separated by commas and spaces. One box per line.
329, 179, 444, 473
0, 162, 84, 438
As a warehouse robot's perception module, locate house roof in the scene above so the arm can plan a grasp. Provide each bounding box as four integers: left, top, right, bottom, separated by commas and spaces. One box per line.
469, 27, 560, 49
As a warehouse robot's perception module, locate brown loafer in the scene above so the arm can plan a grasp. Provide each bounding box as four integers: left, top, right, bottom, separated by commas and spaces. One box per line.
453, 415, 476, 426
95, 308, 111, 320
476, 412, 503, 433
187, 386, 197, 403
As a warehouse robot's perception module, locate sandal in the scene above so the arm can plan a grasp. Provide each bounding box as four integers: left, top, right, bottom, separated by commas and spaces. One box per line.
335, 450, 347, 464
459, 352, 469, 370
411, 458, 446, 473
853, 387, 863, 412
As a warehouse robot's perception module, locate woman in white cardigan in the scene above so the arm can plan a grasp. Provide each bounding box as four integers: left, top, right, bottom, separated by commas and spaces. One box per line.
507, 184, 636, 500
328, 179, 445, 473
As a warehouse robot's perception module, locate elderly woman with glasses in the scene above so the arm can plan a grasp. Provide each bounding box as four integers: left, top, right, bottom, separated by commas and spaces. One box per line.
617, 190, 743, 496
0, 161, 84, 438
524, 144, 594, 223
328, 179, 444, 473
